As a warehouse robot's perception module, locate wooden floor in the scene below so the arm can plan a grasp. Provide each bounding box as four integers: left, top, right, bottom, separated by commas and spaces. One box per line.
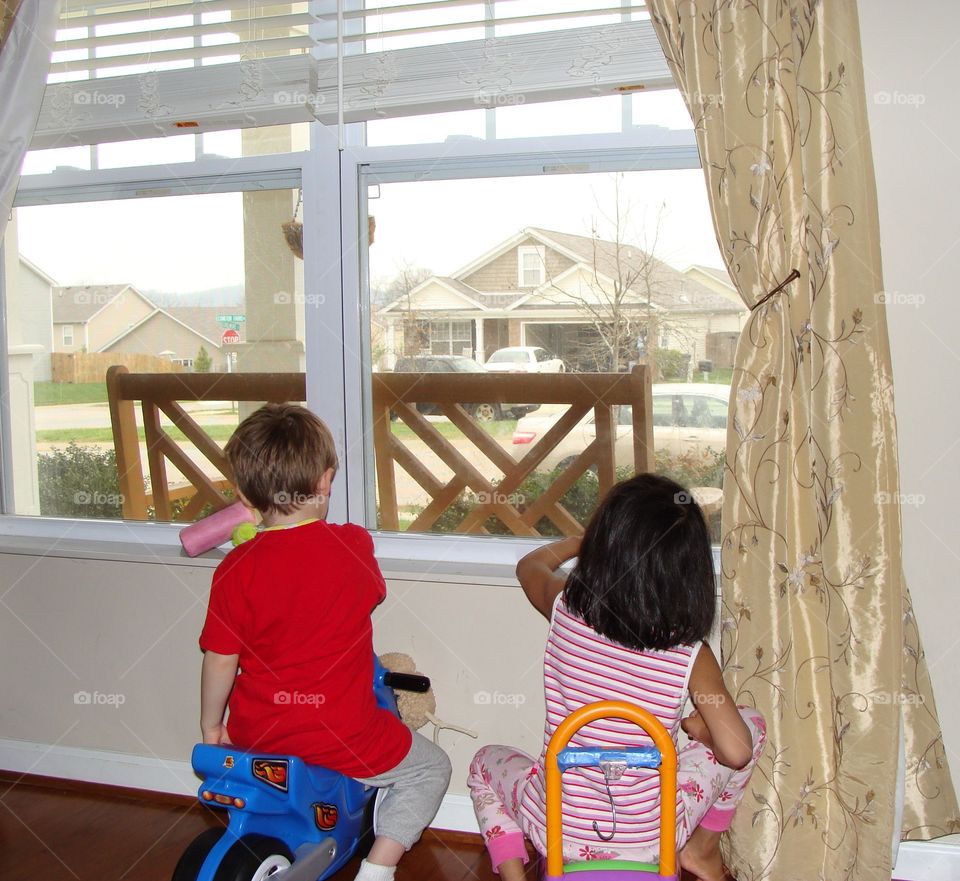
0, 773, 540, 881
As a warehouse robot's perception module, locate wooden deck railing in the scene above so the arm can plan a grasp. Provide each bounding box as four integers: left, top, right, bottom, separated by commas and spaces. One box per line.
106, 365, 653, 533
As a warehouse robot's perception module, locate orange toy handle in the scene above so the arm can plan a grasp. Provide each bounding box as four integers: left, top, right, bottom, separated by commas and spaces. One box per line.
544, 700, 678, 878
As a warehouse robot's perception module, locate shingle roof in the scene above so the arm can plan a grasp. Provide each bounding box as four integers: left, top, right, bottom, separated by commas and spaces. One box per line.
51, 285, 129, 323
689, 264, 735, 288
527, 228, 743, 313
165, 306, 237, 346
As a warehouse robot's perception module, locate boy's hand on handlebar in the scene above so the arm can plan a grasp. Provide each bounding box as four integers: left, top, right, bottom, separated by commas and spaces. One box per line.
202, 723, 232, 746
680, 709, 713, 749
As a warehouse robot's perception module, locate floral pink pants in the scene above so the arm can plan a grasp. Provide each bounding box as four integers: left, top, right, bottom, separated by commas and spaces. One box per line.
467, 708, 766, 873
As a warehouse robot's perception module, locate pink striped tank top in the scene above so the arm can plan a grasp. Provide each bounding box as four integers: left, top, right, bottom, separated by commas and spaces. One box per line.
519, 596, 701, 852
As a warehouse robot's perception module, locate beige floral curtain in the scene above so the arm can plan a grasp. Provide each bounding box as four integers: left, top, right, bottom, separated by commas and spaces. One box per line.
647, 2, 959, 879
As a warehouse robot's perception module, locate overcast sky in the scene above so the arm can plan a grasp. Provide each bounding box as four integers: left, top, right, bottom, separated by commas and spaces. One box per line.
15, 90, 723, 295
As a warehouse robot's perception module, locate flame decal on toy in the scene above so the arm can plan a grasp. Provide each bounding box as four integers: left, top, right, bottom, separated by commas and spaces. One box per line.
252, 759, 289, 792
312, 802, 339, 831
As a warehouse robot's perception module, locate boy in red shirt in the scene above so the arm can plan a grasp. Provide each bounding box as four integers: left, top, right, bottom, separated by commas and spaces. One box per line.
199, 404, 451, 881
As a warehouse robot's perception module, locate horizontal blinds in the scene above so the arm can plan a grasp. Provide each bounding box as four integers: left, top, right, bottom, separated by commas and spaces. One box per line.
37, 1, 669, 148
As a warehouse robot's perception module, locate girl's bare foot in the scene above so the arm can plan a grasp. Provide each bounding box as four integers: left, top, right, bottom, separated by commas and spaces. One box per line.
678, 826, 731, 881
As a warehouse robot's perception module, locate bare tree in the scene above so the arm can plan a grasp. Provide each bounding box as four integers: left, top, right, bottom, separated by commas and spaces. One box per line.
541, 175, 698, 378
376, 262, 434, 359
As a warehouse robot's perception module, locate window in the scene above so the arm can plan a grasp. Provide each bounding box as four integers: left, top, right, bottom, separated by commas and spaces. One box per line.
3, 4, 734, 565
362, 166, 731, 544
518, 246, 546, 288
428, 320, 473, 357
4, 180, 306, 522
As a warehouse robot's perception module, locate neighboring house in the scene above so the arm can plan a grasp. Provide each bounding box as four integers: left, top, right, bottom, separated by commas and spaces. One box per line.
16, 257, 56, 381
377, 227, 747, 373
51, 284, 235, 371
52, 284, 155, 354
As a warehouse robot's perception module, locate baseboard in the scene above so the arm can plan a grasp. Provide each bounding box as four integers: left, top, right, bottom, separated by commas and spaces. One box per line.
0, 737, 480, 833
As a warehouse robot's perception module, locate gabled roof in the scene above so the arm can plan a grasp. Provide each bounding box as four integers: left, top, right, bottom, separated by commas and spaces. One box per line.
98, 307, 223, 353
19, 256, 59, 288
51, 284, 131, 323
380, 276, 488, 313
527, 228, 743, 313
686, 264, 735, 289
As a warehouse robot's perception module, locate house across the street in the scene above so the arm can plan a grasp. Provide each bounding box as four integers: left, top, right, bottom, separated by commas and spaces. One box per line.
377, 227, 747, 374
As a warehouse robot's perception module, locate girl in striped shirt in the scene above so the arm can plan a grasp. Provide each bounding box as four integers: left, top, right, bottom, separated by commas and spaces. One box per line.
468, 474, 765, 881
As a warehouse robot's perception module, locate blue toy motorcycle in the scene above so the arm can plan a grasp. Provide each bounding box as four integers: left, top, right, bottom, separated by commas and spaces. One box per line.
172, 658, 428, 881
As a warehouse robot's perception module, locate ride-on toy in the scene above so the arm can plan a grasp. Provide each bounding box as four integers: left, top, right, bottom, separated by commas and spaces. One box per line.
544, 701, 678, 880
172, 658, 428, 881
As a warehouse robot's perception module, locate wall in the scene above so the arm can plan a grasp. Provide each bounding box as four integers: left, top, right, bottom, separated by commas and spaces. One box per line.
858, 0, 960, 784
0, 553, 547, 807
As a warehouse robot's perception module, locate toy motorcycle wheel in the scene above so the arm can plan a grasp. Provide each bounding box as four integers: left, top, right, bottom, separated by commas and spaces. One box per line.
214, 834, 294, 881
172, 828, 225, 881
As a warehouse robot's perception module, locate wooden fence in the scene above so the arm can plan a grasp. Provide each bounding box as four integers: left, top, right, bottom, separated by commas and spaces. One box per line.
54, 352, 185, 384
106, 365, 653, 533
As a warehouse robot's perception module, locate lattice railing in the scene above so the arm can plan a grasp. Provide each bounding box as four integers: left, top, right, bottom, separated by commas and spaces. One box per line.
371, 367, 653, 536
106, 365, 653, 532
106, 366, 304, 521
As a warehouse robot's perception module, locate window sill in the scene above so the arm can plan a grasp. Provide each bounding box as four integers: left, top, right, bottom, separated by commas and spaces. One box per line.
0, 527, 522, 585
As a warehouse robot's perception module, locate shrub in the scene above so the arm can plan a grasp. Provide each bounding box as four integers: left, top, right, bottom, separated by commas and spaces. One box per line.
406, 448, 725, 538
656, 348, 690, 380
38, 443, 123, 519
654, 447, 725, 490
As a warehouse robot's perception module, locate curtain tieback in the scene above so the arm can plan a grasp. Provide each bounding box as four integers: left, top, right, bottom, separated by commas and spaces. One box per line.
750, 268, 801, 310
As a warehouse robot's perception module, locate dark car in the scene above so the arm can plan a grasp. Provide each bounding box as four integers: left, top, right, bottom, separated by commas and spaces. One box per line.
392, 355, 539, 422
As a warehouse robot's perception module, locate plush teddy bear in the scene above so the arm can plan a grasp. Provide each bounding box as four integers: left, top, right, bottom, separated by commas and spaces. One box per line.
379, 652, 477, 745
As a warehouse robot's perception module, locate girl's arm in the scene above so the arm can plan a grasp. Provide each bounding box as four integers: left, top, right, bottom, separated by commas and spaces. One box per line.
200, 650, 239, 745
682, 644, 753, 769
516, 536, 581, 619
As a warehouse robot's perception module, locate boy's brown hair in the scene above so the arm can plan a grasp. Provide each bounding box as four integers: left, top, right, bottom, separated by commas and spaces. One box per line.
225, 403, 338, 515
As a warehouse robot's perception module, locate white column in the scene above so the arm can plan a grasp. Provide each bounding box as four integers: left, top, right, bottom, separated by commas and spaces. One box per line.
8, 345, 42, 515
474, 316, 485, 363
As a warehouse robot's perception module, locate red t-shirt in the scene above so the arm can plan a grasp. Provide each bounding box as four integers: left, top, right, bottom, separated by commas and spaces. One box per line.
199, 520, 411, 777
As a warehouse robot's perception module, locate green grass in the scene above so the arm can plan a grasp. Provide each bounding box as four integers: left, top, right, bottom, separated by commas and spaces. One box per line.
689, 368, 733, 384
37, 424, 238, 444
35, 382, 108, 406
37, 418, 517, 446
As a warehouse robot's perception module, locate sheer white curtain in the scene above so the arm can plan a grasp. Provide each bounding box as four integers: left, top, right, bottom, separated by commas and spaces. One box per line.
0, 0, 61, 242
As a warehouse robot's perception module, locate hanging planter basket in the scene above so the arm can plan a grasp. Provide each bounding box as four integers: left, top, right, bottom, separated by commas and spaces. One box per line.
281, 193, 374, 260
282, 220, 303, 259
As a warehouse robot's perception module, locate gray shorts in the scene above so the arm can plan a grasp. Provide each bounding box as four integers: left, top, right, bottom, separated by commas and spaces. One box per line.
353, 731, 452, 850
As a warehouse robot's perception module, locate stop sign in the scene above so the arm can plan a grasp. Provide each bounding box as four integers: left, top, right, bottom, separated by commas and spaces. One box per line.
221, 329, 240, 345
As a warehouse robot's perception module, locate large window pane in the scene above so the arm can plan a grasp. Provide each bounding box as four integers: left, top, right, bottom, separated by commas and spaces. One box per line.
3, 185, 305, 522
365, 169, 739, 540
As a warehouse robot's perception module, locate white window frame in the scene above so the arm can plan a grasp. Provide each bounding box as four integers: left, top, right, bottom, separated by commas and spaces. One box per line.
517, 245, 546, 288
0, 126, 701, 574
61, 324, 74, 347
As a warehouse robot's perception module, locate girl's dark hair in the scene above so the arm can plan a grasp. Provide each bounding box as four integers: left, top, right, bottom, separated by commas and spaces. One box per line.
564, 473, 715, 652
